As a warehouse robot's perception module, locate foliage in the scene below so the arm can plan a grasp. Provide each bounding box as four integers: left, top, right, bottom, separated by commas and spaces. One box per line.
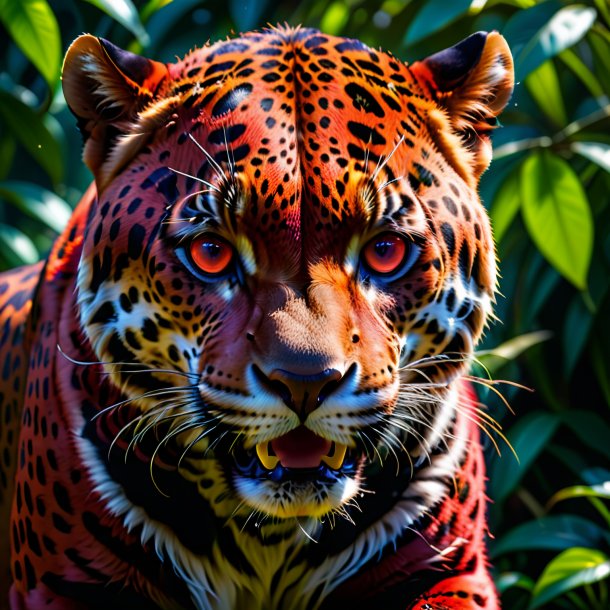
0, 1, 608, 607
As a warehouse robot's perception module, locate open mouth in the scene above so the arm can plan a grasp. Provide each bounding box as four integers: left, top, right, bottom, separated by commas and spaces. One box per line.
232, 426, 359, 483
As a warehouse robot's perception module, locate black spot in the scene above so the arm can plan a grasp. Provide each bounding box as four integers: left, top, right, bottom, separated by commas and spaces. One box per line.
355, 59, 384, 76
380, 91, 401, 112
335, 39, 367, 53
208, 124, 246, 144
443, 196, 458, 216
23, 554, 36, 589
440, 222, 456, 256
212, 84, 253, 116
127, 198, 142, 214
344, 83, 384, 118
127, 224, 146, 259
142, 318, 159, 342
347, 121, 386, 145
89, 247, 112, 293
204, 60, 235, 76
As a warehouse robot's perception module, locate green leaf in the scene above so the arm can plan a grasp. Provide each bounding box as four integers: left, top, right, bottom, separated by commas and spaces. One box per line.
0, 181, 71, 234
492, 515, 610, 557
476, 331, 552, 371
562, 295, 593, 376
0, 89, 63, 185
530, 547, 610, 609
562, 410, 610, 462
490, 164, 523, 243
496, 572, 535, 594
230, 0, 270, 32
589, 28, 610, 93
319, 1, 350, 35
0, 223, 39, 266
571, 142, 610, 174
488, 411, 560, 504
140, 0, 174, 23
84, 0, 149, 46
548, 483, 610, 509
521, 150, 593, 290
503, 2, 597, 80
0, 0, 61, 90
592, 334, 610, 407
525, 60, 567, 128
403, 0, 472, 46
0, 135, 16, 180
559, 49, 605, 99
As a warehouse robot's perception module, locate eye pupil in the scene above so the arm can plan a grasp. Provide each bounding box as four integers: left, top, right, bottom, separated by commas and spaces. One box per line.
189, 235, 234, 276
362, 233, 408, 276
374, 241, 392, 258
203, 242, 221, 258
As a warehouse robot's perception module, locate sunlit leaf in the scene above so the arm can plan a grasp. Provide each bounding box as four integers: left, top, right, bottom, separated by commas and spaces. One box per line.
548, 483, 610, 510
492, 515, 610, 557
140, 0, 173, 23
84, 0, 149, 46
403, 0, 472, 46
320, 1, 350, 35
525, 60, 567, 127
0, 181, 71, 234
0, 223, 39, 266
521, 150, 593, 290
488, 411, 560, 503
0, 0, 61, 90
571, 142, 610, 174
530, 547, 610, 609
0, 90, 63, 185
503, 2, 597, 79
476, 331, 552, 365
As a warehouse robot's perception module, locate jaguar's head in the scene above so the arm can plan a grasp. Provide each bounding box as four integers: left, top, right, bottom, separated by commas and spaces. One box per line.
62, 27, 513, 520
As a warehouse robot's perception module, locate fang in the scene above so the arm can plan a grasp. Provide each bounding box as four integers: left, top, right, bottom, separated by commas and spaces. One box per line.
321, 443, 348, 469
256, 441, 280, 470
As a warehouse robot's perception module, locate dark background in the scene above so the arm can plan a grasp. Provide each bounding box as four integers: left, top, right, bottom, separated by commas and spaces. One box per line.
1, 1, 609, 607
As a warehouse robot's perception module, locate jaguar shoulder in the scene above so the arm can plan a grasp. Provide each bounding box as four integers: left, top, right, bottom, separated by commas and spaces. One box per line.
0, 26, 513, 610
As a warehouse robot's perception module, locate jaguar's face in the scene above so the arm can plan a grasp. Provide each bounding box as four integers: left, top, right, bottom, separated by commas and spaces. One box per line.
63, 27, 513, 519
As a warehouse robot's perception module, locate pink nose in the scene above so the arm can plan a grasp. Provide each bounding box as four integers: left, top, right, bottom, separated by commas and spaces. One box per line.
254, 366, 343, 421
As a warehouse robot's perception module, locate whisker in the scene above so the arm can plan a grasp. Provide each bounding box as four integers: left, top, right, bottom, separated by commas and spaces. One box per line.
371, 134, 404, 182
168, 167, 220, 192
92, 385, 198, 420
188, 133, 226, 179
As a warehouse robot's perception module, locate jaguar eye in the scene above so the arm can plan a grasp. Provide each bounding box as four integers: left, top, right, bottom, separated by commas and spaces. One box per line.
189, 234, 234, 276
362, 232, 409, 276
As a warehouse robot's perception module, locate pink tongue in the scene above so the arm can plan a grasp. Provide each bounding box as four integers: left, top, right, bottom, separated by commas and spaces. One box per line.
271, 427, 331, 468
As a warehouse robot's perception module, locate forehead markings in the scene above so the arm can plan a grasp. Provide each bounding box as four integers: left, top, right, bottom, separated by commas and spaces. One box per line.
169, 30, 440, 278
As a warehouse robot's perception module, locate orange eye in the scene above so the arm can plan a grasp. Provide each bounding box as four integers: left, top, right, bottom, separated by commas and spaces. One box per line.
362, 233, 407, 275
189, 234, 234, 276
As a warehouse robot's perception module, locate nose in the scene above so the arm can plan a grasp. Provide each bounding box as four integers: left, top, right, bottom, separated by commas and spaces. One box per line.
255, 366, 343, 421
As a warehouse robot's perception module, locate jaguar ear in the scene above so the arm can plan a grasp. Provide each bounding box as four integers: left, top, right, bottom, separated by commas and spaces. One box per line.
411, 31, 514, 180
62, 35, 168, 186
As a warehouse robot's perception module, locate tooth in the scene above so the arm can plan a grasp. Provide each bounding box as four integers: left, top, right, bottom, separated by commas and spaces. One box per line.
322, 443, 348, 469
256, 441, 279, 470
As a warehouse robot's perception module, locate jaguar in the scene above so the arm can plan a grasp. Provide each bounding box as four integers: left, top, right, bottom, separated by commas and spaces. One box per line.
0, 25, 513, 610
